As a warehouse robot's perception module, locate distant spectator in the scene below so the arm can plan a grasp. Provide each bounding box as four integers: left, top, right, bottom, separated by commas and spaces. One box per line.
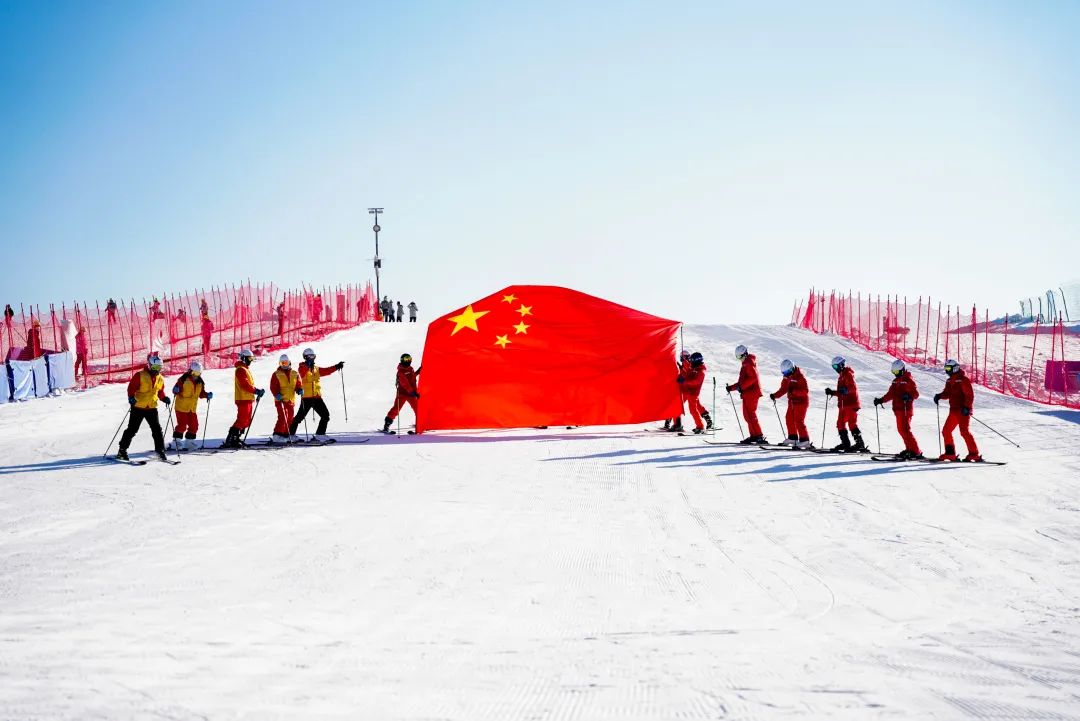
150, 297, 165, 320
396, 301, 404, 323
201, 313, 214, 356
313, 294, 324, 324
175, 307, 187, 323
277, 301, 286, 336
408, 301, 418, 323
75, 326, 89, 378
199, 298, 209, 317
380, 296, 391, 322
356, 298, 364, 321
27, 318, 43, 359
3, 304, 13, 323
106, 298, 118, 321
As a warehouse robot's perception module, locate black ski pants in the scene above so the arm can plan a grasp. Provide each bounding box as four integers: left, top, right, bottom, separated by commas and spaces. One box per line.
290, 397, 330, 435
119, 407, 165, 453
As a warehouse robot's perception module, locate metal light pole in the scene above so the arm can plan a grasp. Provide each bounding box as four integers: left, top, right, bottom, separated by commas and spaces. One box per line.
368, 207, 384, 314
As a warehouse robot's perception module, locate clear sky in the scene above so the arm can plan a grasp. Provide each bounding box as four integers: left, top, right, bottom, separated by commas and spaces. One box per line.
1, 1, 1077, 323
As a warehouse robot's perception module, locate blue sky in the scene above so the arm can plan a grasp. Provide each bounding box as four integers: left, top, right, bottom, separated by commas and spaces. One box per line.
1, 1, 1077, 323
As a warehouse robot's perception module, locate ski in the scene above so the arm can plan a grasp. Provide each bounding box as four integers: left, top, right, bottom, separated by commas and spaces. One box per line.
112, 458, 148, 466
870, 455, 932, 463
810, 448, 872, 455
758, 444, 816, 452
926, 458, 1007, 466
158, 458, 182, 466
702, 439, 761, 446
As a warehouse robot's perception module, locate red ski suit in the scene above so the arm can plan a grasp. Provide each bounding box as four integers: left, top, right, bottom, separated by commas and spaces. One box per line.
233, 362, 258, 430
938, 370, 979, 455
679, 362, 707, 430
834, 366, 861, 432
773, 367, 809, 441
270, 368, 303, 436
729, 354, 763, 438
880, 371, 921, 454
387, 363, 420, 421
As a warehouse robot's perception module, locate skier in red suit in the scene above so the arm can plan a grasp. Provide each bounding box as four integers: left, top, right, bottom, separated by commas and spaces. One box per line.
382, 353, 420, 433
933, 359, 981, 462
770, 359, 811, 448
824, 355, 866, 452
727, 344, 765, 444
873, 359, 923, 459
676, 352, 711, 434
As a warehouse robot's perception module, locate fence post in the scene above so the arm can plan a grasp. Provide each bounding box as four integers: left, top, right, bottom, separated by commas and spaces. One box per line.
1027, 317, 1040, 401
1001, 314, 1009, 394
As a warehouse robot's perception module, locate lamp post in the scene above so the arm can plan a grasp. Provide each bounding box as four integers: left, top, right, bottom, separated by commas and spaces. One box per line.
368, 207, 383, 315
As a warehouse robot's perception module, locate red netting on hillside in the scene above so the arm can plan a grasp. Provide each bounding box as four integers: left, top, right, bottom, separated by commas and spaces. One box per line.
791, 289, 1080, 409
2, 281, 377, 387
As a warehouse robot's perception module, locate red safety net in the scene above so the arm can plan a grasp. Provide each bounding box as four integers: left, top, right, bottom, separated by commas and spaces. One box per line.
791, 289, 1080, 409
2, 281, 377, 388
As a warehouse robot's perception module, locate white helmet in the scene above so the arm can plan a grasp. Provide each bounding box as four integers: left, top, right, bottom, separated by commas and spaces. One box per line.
147, 355, 163, 372
890, 359, 906, 376
302, 348, 316, 359
238, 348, 254, 361
189, 360, 203, 374
278, 354, 291, 368
780, 359, 795, 377
679, 349, 691, 360
831, 355, 846, 372
943, 359, 961, 375
735, 344, 748, 360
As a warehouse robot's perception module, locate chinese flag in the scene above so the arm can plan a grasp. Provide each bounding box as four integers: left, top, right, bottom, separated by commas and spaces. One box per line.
416, 285, 683, 432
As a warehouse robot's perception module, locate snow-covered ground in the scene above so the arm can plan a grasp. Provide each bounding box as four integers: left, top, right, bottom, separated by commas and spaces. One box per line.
2, 321, 1079, 720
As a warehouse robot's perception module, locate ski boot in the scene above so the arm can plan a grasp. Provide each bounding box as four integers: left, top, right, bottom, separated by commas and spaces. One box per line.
116, 448, 130, 461
220, 427, 242, 449
381, 416, 393, 434
831, 429, 852, 453
964, 452, 983, 463
702, 412, 714, 431
662, 419, 671, 431
692, 427, 705, 435
780, 436, 797, 447
795, 439, 813, 450
850, 428, 867, 452
669, 420, 684, 433
156, 450, 168, 462
938, 444, 959, 462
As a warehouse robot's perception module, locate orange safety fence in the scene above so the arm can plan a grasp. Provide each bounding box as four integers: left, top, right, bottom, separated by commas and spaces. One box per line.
2, 281, 377, 388
790, 288, 1079, 409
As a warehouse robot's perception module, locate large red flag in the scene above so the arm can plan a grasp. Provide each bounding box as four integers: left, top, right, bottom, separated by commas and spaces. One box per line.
416, 286, 682, 432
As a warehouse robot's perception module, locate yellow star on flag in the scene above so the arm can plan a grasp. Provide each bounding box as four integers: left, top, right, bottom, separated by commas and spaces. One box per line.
447, 305, 489, 335
502, 294, 518, 304
513, 321, 530, 335
494, 334, 511, 349
516, 304, 532, 317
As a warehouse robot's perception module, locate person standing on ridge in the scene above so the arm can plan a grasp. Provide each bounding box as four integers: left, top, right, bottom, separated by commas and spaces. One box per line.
933, 359, 982, 462
873, 359, 923, 460
270, 354, 303, 443
396, 301, 405, 323
727, 345, 766, 444
665, 350, 692, 431
824, 355, 867, 452
382, 353, 420, 433
408, 301, 418, 322
74, 325, 89, 380
3, 304, 13, 323
276, 301, 286, 338
676, 352, 712, 434
770, 359, 811, 448
201, 312, 214, 357
171, 360, 211, 451
288, 348, 344, 442
222, 348, 264, 449
116, 354, 171, 462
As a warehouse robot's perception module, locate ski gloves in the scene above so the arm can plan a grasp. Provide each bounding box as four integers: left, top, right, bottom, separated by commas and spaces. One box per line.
255, 389, 265, 399
335, 362, 345, 370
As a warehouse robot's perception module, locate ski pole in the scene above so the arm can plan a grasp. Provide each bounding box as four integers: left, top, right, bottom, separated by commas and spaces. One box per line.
164, 405, 181, 462
103, 407, 130, 457
875, 404, 881, 454
821, 394, 831, 449
772, 398, 785, 439
200, 397, 211, 449
936, 402, 942, 456
243, 396, 261, 444
727, 391, 744, 438
970, 414, 1021, 448
340, 368, 348, 422
711, 377, 716, 433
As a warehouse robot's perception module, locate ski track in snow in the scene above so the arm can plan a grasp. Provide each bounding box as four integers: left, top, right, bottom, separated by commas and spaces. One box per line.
1, 322, 1079, 720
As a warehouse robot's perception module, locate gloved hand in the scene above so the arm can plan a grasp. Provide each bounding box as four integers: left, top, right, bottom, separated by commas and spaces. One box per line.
163, 396, 171, 407
901, 393, 912, 403
769, 393, 776, 401
873, 397, 883, 406
676, 375, 685, 383
961, 407, 971, 416
336, 361, 344, 370
933, 393, 942, 404
206, 392, 213, 400
275, 393, 284, 402
726, 384, 736, 393
172, 385, 181, 395
297, 388, 303, 397
412, 391, 420, 399
255, 388, 265, 399
128, 396, 136, 405
825, 388, 835, 396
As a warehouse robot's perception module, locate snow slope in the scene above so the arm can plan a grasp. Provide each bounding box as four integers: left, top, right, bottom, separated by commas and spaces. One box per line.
1, 321, 1079, 720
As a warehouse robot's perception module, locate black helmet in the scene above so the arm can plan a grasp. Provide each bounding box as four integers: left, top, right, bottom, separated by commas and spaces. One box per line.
689, 352, 704, 366
400, 353, 413, 365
